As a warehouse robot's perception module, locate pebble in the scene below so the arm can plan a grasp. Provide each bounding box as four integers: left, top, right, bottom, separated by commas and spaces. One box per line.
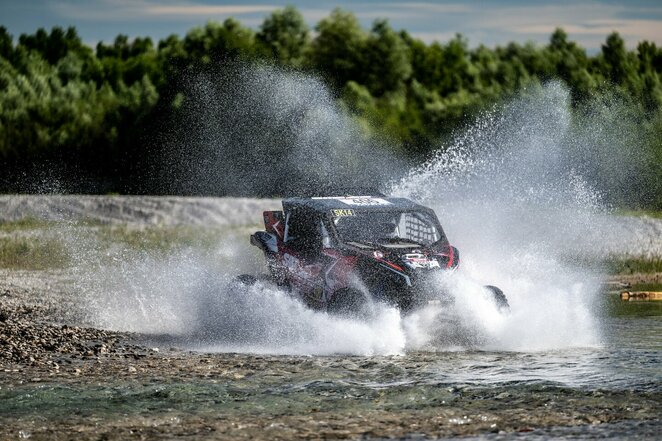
0, 299, 149, 368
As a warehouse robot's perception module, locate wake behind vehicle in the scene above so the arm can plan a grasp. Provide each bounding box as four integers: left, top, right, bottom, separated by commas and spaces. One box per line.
245, 192, 508, 316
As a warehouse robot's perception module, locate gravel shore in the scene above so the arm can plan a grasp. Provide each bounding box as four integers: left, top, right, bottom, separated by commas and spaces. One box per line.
1, 269, 659, 440
1, 265, 660, 439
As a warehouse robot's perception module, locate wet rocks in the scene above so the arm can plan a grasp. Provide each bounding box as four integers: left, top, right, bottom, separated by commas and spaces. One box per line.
0, 287, 150, 372
1, 259, 660, 440
1, 308, 117, 366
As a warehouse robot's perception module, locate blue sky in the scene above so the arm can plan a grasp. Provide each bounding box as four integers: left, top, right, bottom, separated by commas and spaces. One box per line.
2, 1, 662, 51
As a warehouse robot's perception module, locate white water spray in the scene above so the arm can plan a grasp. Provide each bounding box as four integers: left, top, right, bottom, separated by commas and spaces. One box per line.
77, 78, 616, 355
82, 248, 408, 356
391, 82, 604, 351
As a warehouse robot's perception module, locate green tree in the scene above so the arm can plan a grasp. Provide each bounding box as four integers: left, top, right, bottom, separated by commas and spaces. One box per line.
0, 26, 12, 60
600, 32, 636, 87
362, 20, 411, 96
2, 15, 662, 208
184, 18, 260, 65
18, 26, 89, 64
311, 8, 367, 87
547, 28, 595, 99
257, 5, 309, 66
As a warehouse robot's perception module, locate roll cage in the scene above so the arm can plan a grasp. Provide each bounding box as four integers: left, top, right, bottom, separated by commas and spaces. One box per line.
281, 198, 448, 257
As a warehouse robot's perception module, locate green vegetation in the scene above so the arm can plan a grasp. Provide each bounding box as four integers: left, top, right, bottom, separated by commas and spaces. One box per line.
0, 218, 51, 231
0, 237, 69, 269
1, 6, 662, 208
0, 222, 256, 270
629, 282, 662, 291
95, 225, 229, 255
607, 257, 662, 275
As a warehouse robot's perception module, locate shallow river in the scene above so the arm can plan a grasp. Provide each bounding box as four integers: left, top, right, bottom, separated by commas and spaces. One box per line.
1, 296, 660, 439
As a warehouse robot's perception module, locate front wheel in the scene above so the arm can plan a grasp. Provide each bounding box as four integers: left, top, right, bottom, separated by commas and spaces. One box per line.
233, 274, 278, 287
235, 274, 258, 286
327, 288, 371, 319
485, 285, 509, 312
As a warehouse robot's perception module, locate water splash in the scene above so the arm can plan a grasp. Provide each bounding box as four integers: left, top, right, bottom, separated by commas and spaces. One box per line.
391, 81, 605, 351
154, 62, 405, 197
81, 249, 407, 356
77, 78, 623, 355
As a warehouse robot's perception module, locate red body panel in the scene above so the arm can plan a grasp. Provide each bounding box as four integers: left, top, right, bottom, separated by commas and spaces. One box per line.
263, 211, 284, 239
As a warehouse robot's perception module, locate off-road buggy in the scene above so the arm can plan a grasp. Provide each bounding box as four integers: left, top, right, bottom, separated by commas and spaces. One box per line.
243, 192, 508, 316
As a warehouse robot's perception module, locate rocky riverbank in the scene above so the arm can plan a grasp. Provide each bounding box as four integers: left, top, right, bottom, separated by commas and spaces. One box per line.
1, 267, 660, 440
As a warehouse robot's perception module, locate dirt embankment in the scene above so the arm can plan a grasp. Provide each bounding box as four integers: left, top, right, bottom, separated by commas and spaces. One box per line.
1, 195, 661, 256
0, 195, 280, 226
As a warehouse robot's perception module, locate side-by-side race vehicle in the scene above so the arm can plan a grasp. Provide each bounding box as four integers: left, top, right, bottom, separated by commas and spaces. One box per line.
243, 192, 508, 316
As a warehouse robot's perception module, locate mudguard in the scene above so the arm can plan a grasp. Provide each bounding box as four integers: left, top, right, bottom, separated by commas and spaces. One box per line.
251, 231, 278, 253
263, 210, 284, 239
435, 245, 459, 269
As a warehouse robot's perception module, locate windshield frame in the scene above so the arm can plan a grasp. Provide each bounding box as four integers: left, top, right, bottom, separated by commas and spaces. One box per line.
327, 208, 447, 248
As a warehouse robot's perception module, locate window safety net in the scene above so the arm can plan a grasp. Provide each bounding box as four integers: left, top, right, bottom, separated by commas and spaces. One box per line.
399, 213, 440, 244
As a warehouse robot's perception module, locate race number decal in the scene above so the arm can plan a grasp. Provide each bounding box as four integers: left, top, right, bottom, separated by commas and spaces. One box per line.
336, 197, 392, 206
312, 196, 393, 206
332, 209, 355, 217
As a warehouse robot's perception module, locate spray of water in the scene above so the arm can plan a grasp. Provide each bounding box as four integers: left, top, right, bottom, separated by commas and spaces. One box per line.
78, 247, 407, 356
153, 63, 406, 197
74, 72, 637, 355
390, 82, 610, 351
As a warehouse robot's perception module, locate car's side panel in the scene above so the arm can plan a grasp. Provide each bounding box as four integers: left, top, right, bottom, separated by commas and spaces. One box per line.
280, 248, 325, 306
263, 210, 285, 239
323, 250, 358, 300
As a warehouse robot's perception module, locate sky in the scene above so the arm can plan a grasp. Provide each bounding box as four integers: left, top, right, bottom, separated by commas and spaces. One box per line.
2, 0, 662, 52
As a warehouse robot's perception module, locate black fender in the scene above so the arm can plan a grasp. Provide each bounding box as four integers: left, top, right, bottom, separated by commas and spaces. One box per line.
327, 288, 370, 318
250, 231, 278, 254
485, 285, 509, 311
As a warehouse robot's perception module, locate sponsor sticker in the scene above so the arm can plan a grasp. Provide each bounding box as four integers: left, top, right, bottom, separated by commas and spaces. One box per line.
339, 197, 392, 206
313, 196, 393, 206
332, 209, 355, 217
403, 253, 441, 269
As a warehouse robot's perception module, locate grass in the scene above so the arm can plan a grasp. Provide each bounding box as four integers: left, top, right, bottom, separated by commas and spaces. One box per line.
629, 282, 662, 291
0, 218, 106, 231
94, 224, 253, 256
0, 218, 52, 231
606, 257, 662, 275
0, 237, 69, 270
614, 209, 662, 219
0, 218, 659, 276
0, 222, 258, 270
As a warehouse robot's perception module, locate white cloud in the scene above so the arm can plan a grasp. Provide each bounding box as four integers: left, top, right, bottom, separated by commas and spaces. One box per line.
52, 0, 276, 21
144, 5, 276, 16
468, 3, 662, 47
373, 1, 662, 48
378, 2, 473, 14
47, 0, 662, 49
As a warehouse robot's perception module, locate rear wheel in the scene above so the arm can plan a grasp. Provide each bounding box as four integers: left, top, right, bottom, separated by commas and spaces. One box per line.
485, 285, 509, 311
327, 288, 370, 319
234, 274, 277, 286
234, 274, 258, 286
265, 254, 287, 287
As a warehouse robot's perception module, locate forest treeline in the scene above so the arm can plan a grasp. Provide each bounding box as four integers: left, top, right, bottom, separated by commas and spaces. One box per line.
1, 7, 661, 207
